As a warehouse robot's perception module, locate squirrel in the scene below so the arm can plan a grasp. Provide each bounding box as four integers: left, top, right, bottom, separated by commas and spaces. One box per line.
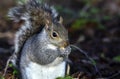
8, 0, 71, 79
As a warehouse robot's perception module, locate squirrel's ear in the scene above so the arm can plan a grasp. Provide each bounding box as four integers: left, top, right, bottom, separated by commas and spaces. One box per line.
56, 15, 63, 24
8, 6, 25, 22
57, 16, 63, 24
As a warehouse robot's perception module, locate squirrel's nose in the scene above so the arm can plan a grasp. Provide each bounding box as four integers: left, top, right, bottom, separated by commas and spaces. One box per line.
64, 41, 69, 47
60, 41, 69, 49
59, 41, 71, 55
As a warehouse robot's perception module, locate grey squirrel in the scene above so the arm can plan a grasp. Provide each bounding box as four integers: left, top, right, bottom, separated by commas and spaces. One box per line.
8, 0, 71, 79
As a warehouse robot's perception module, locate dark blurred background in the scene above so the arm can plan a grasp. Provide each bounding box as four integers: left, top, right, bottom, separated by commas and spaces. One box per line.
0, 0, 120, 79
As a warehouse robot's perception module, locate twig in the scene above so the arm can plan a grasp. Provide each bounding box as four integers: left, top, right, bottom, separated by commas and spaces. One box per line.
70, 45, 102, 77
0, 32, 14, 38
2, 56, 12, 77
79, 4, 90, 17
108, 71, 120, 79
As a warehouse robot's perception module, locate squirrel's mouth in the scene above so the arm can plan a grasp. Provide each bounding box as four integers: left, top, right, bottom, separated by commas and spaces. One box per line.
59, 46, 71, 57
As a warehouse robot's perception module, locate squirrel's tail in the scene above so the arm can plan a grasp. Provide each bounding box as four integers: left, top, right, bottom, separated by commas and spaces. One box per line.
8, 0, 58, 67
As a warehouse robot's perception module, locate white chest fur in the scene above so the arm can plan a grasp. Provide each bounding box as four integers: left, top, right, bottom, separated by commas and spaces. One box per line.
24, 60, 66, 79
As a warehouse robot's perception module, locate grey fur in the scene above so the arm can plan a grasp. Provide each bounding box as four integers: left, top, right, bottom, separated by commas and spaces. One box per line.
8, 0, 59, 67
20, 28, 71, 65
8, 0, 71, 79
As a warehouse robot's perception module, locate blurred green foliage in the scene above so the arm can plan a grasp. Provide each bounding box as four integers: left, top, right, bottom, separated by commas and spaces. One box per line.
71, 18, 105, 30
90, 7, 100, 14
71, 19, 87, 29
56, 76, 73, 79
0, 76, 5, 79
54, 0, 114, 31
9, 63, 19, 76
113, 55, 120, 62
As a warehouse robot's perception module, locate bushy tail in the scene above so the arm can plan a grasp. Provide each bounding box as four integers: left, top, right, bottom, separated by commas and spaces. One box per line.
8, 0, 59, 67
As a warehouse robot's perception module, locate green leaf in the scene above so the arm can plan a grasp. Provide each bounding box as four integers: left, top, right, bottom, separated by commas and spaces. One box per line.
71, 19, 87, 30
97, 24, 106, 30
90, 8, 100, 14
56, 76, 73, 79
100, 53, 105, 58
8, 63, 19, 75
79, 11, 90, 18
113, 55, 120, 62
9, 63, 13, 67
83, 0, 91, 5
103, 16, 111, 20
0, 76, 5, 79
90, 58, 96, 65
13, 69, 18, 75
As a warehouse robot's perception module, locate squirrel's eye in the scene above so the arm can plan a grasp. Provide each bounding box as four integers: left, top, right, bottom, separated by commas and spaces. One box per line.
52, 31, 58, 38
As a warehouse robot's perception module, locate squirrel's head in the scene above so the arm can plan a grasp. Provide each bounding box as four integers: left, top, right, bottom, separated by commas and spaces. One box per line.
44, 17, 69, 50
